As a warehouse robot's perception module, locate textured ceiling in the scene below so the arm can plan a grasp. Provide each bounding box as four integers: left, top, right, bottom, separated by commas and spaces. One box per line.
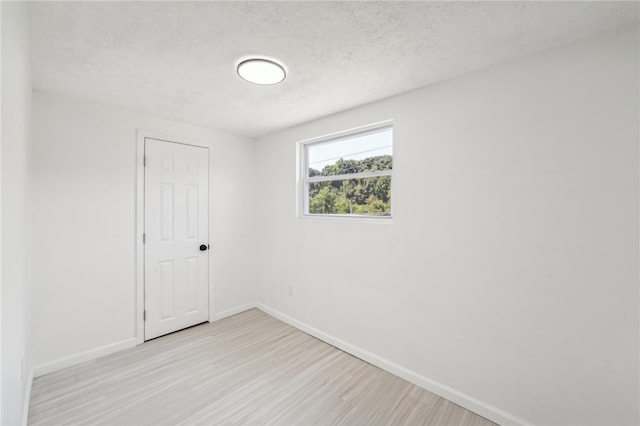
28, 1, 639, 138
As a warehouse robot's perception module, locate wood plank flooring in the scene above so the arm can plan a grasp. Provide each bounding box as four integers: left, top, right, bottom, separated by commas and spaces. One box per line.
29, 309, 496, 425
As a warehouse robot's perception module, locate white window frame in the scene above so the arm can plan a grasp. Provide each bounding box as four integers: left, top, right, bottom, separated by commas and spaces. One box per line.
298, 121, 393, 220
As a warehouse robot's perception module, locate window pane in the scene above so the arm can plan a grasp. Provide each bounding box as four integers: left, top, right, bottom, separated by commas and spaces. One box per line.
308, 128, 392, 177
308, 176, 391, 216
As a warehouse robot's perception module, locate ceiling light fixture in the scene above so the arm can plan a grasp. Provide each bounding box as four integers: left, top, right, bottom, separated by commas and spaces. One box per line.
237, 58, 286, 85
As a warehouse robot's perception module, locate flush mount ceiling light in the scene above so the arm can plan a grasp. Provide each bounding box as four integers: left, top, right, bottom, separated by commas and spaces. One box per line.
237, 58, 286, 85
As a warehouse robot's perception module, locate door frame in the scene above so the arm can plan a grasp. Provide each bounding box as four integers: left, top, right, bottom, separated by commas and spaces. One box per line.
135, 130, 214, 344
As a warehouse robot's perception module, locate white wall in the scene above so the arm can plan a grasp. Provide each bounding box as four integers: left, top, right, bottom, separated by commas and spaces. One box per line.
1, 2, 34, 425
31, 92, 257, 368
255, 27, 639, 426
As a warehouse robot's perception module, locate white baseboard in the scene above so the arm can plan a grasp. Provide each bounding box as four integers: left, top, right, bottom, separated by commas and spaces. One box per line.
27, 302, 529, 425
32, 303, 257, 378
33, 338, 138, 378
212, 302, 257, 321
255, 302, 531, 426
21, 368, 34, 426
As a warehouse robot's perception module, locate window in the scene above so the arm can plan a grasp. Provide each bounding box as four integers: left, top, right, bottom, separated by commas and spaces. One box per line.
300, 123, 393, 218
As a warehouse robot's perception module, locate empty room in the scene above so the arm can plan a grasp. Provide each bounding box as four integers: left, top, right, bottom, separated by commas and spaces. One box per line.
2, 1, 639, 425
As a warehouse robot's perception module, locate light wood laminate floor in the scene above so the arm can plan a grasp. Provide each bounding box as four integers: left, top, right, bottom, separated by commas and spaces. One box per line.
29, 309, 496, 426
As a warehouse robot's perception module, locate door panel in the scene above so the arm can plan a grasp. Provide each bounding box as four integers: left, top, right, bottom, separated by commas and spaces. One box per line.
144, 138, 209, 340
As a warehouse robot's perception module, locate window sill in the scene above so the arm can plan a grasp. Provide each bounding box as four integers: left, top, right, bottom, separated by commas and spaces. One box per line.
298, 213, 393, 224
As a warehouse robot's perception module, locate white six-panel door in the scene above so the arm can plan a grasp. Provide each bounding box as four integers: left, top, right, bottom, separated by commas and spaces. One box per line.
144, 138, 209, 340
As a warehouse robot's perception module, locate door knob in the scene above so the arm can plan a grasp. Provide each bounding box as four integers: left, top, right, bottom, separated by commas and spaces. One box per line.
199, 244, 209, 251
